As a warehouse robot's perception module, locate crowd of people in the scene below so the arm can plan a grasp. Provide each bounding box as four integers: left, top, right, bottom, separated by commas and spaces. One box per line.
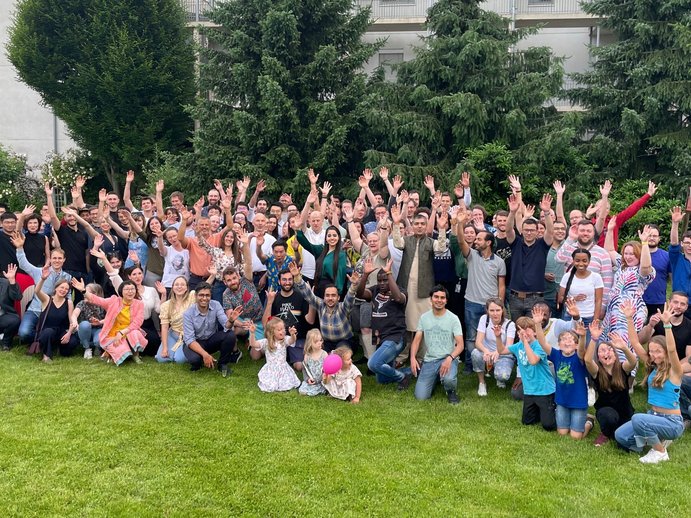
0, 169, 689, 464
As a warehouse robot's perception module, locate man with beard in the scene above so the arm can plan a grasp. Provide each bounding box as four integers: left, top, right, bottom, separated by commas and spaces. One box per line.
356, 257, 408, 389
263, 269, 316, 371
555, 219, 613, 318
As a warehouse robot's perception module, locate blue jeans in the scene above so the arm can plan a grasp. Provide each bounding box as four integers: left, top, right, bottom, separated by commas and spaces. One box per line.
368, 338, 406, 384
464, 300, 486, 370
155, 330, 188, 364
211, 280, 225, 305
556, 405, 588, 432
18, 310, 40, 343
615, 411, 685, 452
680, 376, 691, 420
414, 357, 459, 400
77, 321, 102, 349
470, 349, 514, 383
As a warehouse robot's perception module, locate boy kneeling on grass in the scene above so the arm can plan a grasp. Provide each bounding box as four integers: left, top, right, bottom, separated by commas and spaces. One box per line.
498, 309, 556, 431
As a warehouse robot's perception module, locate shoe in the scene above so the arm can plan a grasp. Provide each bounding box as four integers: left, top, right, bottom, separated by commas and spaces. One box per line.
133, 355, 142, 364
220, 364, 231, 378
190, 365, 201, 372
477, 383, 488, 397
229, 349, 242, 364
639, 448, 669, 464
42, 356, 52, 364
684, 420, 691, 431
83, 348, 93, 359
661, 440, 672, 450
1, 345, 10, 352
496, 380, 506, 389
588, 387, 596, 407
366, 368, 375, 376
397, 373, 411, 391
594, 433, 609, 447
446, 390, 460, 405
462, 367, 473, 376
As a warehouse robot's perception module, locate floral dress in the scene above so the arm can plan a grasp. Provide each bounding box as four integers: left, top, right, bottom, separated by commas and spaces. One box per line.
299, 350, 328, 396
602, 255, 655, 352
323, 365, 362, 400
256, 337, 301, 392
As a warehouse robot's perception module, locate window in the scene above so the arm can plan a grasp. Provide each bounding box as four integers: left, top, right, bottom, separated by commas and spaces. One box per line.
378, 52, 404, 81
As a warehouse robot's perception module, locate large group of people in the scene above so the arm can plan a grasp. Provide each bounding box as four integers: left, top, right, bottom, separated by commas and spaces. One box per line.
0, 169, 689, 464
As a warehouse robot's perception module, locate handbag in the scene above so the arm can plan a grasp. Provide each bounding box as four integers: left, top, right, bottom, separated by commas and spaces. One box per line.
26, 302, 51, 356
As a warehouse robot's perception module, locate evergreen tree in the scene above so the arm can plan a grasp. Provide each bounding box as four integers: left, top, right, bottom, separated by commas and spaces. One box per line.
187, 0, 381, 195
8, 0, 196, 192
570, 0, 691, 187
362, 0, 564, 198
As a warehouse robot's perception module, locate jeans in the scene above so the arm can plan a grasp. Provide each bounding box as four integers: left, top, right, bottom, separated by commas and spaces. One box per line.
18, 310, 40, 343
509, 293, 544, 321
596, 407, 630, 439
414, 357, 459, 400
77, 321, 102, 349
211, 280, 225, 304
463, 300, 486, 371
183, 330, 237, 370
614, 411, 685, 452
368, 338, 406, 384
556, 405, 588, 432
470, 349, 514, 383
155, 330, 187, 364
680, 376, 691, 421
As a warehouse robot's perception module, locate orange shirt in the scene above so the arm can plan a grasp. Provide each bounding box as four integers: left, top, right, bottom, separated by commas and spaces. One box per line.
186, 232, 223, 276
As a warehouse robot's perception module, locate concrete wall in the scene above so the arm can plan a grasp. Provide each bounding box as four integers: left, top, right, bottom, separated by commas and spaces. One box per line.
0, 0, 74, 165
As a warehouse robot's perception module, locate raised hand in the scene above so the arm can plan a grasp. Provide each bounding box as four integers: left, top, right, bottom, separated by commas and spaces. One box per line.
71, 277, 85, 292
599, 179, 612, 198
3, 264, 17, 282
507, 194, 519, 213
553, 180, 565, 195
229, 306, 244, 322
99, 189, 107, 203
423, 175, 435, 193
320, 181, 332, 197
44, 183, 54, 196
390, 204, 402, 224
75, 175, 87, 189
362, 256, 376, 277
378, 167, 389, 181
508, 174, 521, 193
363, 168, 373, 183
531, 305, 545, 325
608, 332, 628, 351
10, 231, 25, 249
573, 320, 586, 337
266, 288, 277, 302
21, 204, 36, 217
647, 180, 657, 197
392, 175, 404, 193
437, 213, 448, 231
40, 265, 51, 280
588, 320, 603, 342
154, 281, 166, 296
564, 297, 581, 320
127, 250, 140, 264
156, 179, 165, 193
539, 194, 553, 213
307, 168, 319, 185
658, 302, 673, 325
256, 179, 266, 193
461, 171, 470, 189
347, 269, 361, 286
638, 224, 652, 243
671, 206, 684, 224
620, 299, 635, 319
607, 215, 617, 231
288, 261, 300, 278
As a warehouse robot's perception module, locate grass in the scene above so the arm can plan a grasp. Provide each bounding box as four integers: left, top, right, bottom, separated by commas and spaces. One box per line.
0, 348, 689, 518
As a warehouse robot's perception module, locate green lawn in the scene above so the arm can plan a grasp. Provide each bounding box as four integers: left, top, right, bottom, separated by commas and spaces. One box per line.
0, 350, 689, 517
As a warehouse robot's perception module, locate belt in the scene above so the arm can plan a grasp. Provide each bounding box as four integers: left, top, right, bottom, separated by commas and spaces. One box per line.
510, 290, 544, 299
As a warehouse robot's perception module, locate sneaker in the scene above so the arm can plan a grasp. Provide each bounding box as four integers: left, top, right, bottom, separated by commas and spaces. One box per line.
446, 390, 460, 405
588, 387, 596, 407
462, 367, 473, 376
42, 356, 52, 364
594, 433, 609, 447
229, 349, 243, 364
220, 364, 231, 378
397, 374, 411, 391
477, 383, 488, 397
496, 380, 506, 389
133, 355, 142, 364
1, 345, 10, 352
639, 448, 669, 464
83, 348, 93, 359
661, 440, 672, 450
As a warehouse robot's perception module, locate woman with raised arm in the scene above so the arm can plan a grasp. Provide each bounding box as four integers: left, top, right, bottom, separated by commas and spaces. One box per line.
155, 276, 195, 364
584, 320, 636, 447
614, 301, 685, 463
33, 265, 79, 363
71, 276, 147, 366
197, 225, 245, 303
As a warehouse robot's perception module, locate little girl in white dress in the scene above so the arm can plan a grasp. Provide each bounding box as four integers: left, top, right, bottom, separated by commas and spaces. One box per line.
323, 346, 362, 403
249, 318, 300, 392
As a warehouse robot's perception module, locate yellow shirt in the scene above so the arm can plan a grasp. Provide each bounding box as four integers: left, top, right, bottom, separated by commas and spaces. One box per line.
108, 304, 131, 338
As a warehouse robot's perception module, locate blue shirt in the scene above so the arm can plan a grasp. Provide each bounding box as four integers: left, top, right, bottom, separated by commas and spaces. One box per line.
508, 340, 555, 396
16, 248, 72, 314
548, 349, 588, 409
669, 244, 691, 299
182, 300, 229, 345
643, 248, 670, 304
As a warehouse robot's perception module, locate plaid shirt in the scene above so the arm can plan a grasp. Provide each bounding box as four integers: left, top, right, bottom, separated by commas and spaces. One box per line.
295, 278, 356, 342
265, 255, 293, 292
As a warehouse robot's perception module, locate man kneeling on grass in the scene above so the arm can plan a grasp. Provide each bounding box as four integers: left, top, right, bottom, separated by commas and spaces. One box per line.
411, 285, 464, 405
497, 313, 556, 431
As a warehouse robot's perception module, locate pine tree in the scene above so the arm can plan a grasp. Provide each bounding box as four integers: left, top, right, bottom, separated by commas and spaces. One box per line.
570, 0, 691, 186
362, 0, 564, 197
8, 0, 196, 192
188, 0, 381, 195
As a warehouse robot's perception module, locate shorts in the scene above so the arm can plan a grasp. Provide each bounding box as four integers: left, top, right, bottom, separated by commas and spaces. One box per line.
555, 404, 588, 432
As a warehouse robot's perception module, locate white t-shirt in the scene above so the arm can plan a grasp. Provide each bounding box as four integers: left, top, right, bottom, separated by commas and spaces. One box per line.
477, 315, 516, 353
250, 234, 276, 273
300, 227, 324, 279
559, 270, 604, 319
162, 246, 190, 287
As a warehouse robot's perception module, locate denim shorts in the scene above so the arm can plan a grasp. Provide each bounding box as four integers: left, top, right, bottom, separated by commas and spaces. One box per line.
555, 405, 588, 432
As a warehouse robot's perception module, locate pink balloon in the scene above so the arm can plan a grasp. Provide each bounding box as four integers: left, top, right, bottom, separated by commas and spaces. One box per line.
322, 353, 342, 375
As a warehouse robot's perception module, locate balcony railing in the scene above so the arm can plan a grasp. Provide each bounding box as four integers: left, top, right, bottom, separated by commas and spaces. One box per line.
547, 78, 582, 110
354, 0, 435, 21
182, 0, 217, 22
480, 0, 589, 17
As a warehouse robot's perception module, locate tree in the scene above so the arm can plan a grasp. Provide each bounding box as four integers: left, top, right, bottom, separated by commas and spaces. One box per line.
0, 144, 42, 208
361, 0, 565, 200
185, 0, 381, 197
7, 0, 196, 193
569, 0, 691, 190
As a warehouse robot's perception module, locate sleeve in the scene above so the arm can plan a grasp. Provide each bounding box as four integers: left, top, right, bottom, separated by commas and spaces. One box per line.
128, 301, 145, 329
555, 238, 577, 265
593, 272, 604, 289
296, 230, 322, 257
295, 279, 322, 311
89, 294, 112, 310
616, 193, 651, 227
453, 315, 463, 337
548, 349, 560, 363
159, 301, 171, 325
255, 338, 268, 352
497, 257, 506, 276
505, 321, 516, 344
215, 303, 229, 329
507, 342, 518, 357
182, 310, 196, 346
416, 313, 425, 332
16, 248, 40, 281
8, 283, 21, 302
559, 274, 569, 289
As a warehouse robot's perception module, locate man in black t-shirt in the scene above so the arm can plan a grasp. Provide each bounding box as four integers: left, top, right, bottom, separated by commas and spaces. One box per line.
263, 269, 316, 370
356, 257, 409, 390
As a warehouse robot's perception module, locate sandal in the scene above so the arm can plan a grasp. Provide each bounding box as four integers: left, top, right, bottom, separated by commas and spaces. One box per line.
584, 415, 595, 437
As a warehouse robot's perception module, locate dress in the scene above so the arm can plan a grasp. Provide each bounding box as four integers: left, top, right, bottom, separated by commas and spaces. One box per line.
256, 337, 301, 392
602, 256, 655, 343
323, 364, 362, 400
299, 350, 328, 396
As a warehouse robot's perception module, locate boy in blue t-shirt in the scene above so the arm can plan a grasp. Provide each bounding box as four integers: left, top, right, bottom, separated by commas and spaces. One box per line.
502, 307, 556, 431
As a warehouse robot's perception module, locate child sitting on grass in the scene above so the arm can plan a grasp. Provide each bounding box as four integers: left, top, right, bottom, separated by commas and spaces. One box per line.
299, 329, 327, 396
323, 346, 362, 404
498, 307, 556, 431
249, 318, 300, 393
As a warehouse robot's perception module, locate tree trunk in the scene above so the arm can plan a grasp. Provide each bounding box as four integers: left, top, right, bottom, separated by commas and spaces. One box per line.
104, 162, 120, 196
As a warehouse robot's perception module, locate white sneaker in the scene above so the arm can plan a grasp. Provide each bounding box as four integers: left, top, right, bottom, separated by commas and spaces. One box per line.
83, 348, 93, 359
588, 387, 596, 407
639, 448, 669, 464
496, 380, 506, 389
477, 383, 488, 397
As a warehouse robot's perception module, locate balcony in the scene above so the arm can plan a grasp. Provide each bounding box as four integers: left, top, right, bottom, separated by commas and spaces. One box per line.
354, 0, 434, 30
481, 0, 598, 28
182, 0, 218, 24
547, 78, 583, 111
